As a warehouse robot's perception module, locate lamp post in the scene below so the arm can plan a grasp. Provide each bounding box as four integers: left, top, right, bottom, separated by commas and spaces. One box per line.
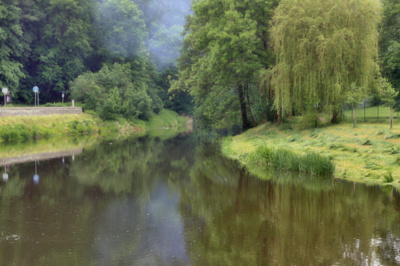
2, 88, 8, 107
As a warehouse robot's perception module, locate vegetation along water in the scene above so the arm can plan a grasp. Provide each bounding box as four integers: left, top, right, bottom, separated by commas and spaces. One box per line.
3, 0, 400, 264
1, 131, 400, 265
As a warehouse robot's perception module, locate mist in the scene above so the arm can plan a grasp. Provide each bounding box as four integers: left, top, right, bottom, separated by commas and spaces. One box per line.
140, 0, 192, 69
94, 0, 192, 69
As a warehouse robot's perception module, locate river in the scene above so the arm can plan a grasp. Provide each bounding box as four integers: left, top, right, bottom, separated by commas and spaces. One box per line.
0, 132, 399, 265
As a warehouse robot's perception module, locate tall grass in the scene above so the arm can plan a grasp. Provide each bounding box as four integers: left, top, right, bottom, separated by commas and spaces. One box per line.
249, 146, 335, 175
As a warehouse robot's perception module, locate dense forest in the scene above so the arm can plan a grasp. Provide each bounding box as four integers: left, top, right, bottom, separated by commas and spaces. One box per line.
1, 0, 400, 128
0, 0, 192, 119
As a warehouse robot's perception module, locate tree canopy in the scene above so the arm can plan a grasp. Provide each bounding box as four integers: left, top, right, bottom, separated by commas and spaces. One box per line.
270, 0, 381, 122
0, 0, 191, 116
173, 0, 278, 130
2, 0, 400, 128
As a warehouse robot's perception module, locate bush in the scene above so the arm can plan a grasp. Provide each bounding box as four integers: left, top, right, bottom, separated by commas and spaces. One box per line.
70, 63, 158, 121
123, 89, 152, 121
99, 88, 122, 121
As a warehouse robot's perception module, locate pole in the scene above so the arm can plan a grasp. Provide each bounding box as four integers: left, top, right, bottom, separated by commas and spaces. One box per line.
34, 92, 36, 107
364, 100, 366, 122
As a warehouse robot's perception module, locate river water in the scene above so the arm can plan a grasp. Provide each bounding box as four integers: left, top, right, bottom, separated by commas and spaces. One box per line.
0, 132, 399, 265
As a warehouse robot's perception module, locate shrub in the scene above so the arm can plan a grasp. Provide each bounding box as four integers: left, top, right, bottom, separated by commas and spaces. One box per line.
99, 88, 122, 121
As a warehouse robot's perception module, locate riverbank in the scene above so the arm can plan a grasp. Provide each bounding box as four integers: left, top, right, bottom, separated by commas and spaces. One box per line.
222, 122, 400, 188
0, 109, 188, 143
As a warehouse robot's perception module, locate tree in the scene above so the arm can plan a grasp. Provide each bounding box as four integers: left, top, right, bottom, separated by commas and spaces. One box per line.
379, 78, 399, 129
175, 0, 278, 130
379, 0, 400, 110
344, 83, 366, 128
270, 0, 381, 123
28, 0, 94, 102
0, 1, 25, 92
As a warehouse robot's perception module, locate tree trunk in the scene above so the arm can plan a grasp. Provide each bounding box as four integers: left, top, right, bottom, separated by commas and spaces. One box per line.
331, 110, 339, 124
352, 105, 357, 128
390, 107, 393, 129
277, 107, 282, 125
245, 83, 258, 127
238, 84, 251, 130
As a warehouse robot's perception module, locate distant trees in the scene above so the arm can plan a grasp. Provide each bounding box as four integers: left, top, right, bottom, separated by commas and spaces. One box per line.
270, 0, 381, 123
380, 0, 400, 111
0, 1, 25, 91
0, 0, 192, 118
33, 0, 93, 98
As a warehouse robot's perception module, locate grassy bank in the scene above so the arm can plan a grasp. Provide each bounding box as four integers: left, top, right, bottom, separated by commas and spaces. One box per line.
0, 108, 188, 143
222, 122, 400, 188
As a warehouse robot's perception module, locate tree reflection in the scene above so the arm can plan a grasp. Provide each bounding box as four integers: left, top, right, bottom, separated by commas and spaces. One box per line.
1, 134, 400, 265
178, 141, 400, 265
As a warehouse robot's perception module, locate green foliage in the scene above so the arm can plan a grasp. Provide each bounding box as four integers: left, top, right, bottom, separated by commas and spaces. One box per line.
0, 1, 25, 91
100, 88, 122, 121
345, 83, 366, 107
380, 0, 400, 109
32, 0, 93, 101
123, 88, 153, 120
0, 0, 192, 117
175, 0, 278, 129
71, 63, 155, 121
379, 78, 399, 108
271, 0, 381, 118
0, 124, 51, 143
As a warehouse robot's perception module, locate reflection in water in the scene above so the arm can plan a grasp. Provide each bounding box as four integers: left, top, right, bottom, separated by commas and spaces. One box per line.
0, 133, 399, 265
93, 181, 189, 266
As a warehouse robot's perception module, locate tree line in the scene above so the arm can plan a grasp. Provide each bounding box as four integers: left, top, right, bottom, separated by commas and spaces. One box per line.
0, 0, 192, 119
2, 0, 400, 127
172, 0, 400, 130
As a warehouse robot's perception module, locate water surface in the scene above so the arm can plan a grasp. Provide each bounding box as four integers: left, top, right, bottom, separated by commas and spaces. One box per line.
0, 133, 399, 265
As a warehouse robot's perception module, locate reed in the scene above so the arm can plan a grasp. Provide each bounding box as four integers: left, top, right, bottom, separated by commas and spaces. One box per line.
250, 146, 335, 175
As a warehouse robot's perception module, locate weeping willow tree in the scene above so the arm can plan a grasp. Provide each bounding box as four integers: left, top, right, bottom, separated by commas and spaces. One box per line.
270, 0, 382, 123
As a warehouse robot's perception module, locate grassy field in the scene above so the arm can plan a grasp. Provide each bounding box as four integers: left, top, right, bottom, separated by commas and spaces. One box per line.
222, 122, 400, 188
0, 109, 189, 162
0, 109, 188, 143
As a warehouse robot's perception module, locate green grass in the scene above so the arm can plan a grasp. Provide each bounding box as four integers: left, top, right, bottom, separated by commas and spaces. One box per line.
147, 109, 189, 128
222, 122, 400, 188
0, 108, 189, 143
249, 146, 334, 175
0, 114, 99, 142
